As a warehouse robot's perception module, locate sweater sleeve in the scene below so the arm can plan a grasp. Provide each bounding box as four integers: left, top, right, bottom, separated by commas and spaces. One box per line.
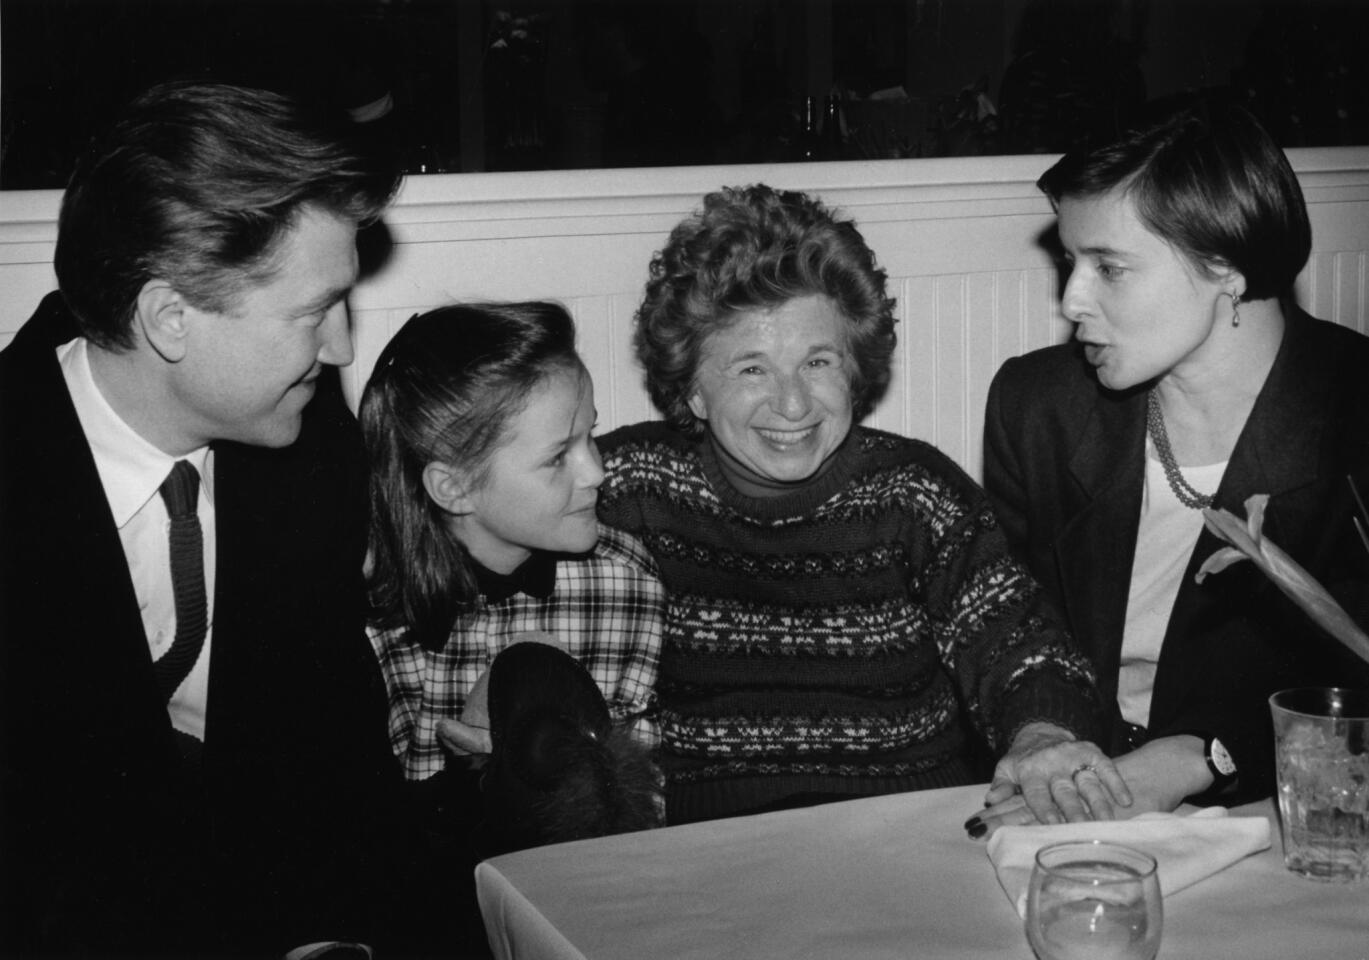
921, 479, 1104, 753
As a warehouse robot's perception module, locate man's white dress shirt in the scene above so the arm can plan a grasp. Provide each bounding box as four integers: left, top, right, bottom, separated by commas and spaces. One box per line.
58, 337, 216, 741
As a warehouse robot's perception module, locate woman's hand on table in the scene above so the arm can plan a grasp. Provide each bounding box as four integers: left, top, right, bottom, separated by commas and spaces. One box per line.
966, 733, 1213, 838
437, 717, 492, 757
1103, 735, 1211, 815
967, 721, 1131, 838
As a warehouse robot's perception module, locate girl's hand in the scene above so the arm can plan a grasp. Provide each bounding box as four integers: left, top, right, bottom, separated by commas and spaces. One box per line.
983, 721, 1131, 826
436, 717, 493, 756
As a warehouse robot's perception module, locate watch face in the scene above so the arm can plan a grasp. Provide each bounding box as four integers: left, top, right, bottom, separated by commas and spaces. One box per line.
1210, 737, 1237, 777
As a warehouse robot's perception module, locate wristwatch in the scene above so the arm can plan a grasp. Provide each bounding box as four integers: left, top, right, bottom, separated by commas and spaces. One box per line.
1201, 734, 1238, 790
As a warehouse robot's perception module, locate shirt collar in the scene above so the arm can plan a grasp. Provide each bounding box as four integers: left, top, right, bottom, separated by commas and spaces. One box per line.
58, 337, 213, 528
473, 551, 558, 604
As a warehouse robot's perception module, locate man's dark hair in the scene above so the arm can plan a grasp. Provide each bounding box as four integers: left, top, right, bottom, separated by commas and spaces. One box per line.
54, 81, 399, 350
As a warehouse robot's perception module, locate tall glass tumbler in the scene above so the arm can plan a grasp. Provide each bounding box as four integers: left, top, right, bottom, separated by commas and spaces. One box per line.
1270, 687, 1369, 882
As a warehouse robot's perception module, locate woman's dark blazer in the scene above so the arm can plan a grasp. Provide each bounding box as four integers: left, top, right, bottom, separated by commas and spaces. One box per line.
984, 307, 1369, 803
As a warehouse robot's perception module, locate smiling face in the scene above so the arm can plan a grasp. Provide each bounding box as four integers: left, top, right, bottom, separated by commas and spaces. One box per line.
453, 364, 605, 574
173, 204, 359, 449
687, 294, 854, 483
1057, 188, 1235, 391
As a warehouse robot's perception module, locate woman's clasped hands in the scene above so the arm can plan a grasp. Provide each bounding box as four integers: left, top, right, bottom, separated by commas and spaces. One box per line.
965, 721, 1131, 839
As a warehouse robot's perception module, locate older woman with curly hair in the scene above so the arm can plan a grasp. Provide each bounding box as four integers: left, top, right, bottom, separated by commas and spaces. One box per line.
597, 183, 1123, 826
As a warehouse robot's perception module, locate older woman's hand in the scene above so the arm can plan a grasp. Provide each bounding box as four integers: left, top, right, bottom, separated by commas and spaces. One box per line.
981, 721, 1131, 828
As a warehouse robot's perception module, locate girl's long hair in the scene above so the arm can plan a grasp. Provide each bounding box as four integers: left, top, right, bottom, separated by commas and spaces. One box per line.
360, 302, 580, 651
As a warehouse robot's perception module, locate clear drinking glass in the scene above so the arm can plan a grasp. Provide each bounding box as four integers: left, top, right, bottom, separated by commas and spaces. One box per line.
1024, 840, 1162, 960
1269, 687, 1369, 882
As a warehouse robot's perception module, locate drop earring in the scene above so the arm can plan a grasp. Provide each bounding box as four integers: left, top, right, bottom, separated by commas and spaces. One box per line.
1228, 291, 1242, 328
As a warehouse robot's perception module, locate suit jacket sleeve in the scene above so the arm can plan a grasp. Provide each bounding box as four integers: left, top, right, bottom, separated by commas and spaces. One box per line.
984, 355, 1033, 557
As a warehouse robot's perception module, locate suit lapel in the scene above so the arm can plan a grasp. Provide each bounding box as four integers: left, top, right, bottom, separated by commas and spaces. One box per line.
7, 296, 170, 741
1053, 386, 1148, 708
203, 432, 306, 760
1223, 310, 1325, 507
203, 441, 262, 761
1151, 311, 1322, 720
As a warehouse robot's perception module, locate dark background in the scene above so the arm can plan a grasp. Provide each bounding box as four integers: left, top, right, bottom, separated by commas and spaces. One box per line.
3, 0, 1368, 189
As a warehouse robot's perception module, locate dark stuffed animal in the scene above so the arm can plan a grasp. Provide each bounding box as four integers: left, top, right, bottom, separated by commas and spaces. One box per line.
478, 642, 661, 856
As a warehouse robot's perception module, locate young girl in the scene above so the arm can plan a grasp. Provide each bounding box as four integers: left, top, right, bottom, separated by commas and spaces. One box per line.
359, 302, 664, 789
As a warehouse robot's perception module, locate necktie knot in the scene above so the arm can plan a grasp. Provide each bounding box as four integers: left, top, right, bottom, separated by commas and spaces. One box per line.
160, 460, 200, 519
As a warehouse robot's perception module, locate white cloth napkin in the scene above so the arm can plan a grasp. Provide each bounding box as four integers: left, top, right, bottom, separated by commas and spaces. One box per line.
985, 808, 1271, 916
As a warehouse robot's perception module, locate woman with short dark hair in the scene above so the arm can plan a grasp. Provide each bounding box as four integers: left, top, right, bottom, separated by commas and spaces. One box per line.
983, 101, 1369, 825
599, 183, 1117, 826
1036, 99, 1312, 303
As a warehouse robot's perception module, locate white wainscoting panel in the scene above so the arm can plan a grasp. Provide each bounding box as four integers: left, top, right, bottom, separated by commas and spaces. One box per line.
4, 149, 1368, 481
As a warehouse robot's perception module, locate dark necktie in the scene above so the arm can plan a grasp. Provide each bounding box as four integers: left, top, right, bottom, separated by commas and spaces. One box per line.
154, 460, 207, 701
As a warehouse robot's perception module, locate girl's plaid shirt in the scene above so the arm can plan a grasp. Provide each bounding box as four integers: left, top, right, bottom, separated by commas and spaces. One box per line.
369, 523, 665, 781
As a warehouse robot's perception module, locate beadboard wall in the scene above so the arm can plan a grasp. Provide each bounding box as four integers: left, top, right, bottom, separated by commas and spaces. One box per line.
4, 148, 1368, 482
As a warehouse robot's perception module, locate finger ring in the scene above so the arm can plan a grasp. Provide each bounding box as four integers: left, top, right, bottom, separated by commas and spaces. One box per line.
1071, 762, 1096, 777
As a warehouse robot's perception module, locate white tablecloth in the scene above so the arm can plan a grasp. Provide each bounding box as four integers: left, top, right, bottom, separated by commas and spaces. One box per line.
475, 783, 1369, 960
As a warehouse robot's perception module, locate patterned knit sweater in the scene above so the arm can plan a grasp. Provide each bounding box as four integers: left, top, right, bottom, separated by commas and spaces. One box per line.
596, 421, 1102, 823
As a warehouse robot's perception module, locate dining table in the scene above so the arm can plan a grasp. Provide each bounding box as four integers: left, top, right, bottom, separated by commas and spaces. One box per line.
474, 782, 1368, 960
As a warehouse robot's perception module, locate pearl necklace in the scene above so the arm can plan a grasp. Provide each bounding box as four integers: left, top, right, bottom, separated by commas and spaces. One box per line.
1145, 389, 1214, 509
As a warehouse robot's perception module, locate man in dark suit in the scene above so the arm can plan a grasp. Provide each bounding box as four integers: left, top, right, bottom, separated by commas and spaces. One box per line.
0, 81, 409, 958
